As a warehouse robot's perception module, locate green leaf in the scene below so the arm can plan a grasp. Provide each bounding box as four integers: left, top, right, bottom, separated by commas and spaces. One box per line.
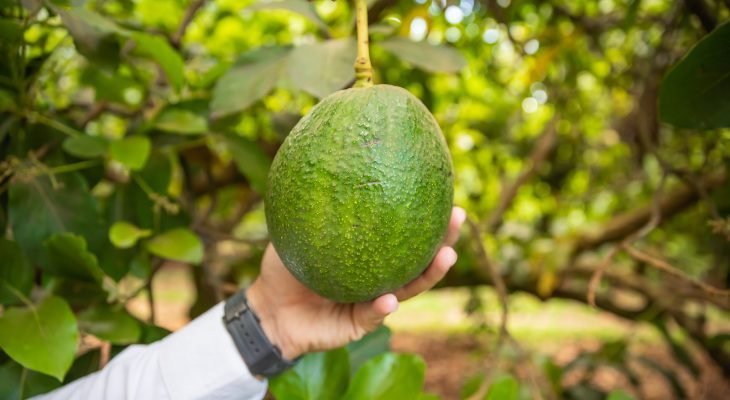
117, 153, 189, 232
139, 323, 171, 344
64, 348, 101, 384
129, 250, 152, 278
248, 0, 329, 34
48, 279, 108, 310
460, 373, 486, 399
659, 21, 730, 129
368, 23, 396, 36
80, 66, 143, 105
537, 355, 563, 396
24, 369, 63, 397
0, 361, 22, 399
0, 296, 79, 381
485, 374, 519, 400
270, 348, 350, 400
155, 107, 208, 135
110, 136, 151, 171
43, 233, 105, 283
0, 239, 33, 305
564, 384, 604, 400
347, 325, 391, 373
0, 89, 16, 113
139, 151, 174, 192
146, 228, 203, 264
56, 6, 123, 35
130, 32, 185, 92
622, 0, 642, 29
606, 390, 636, 400
78, 305, 141, 344
0, 17, 22, 44
109, 221, 151, 249
288, 38, 357, 99
0, 361, 63, 399
63, 135, 108, 159
343, 353, 426, 400
56, 7, 123, 66
210, 47, 291, 118
96, 243, 133, 282
8, 172, 105, 265
219, 134, 272, 194
379, 38, 466, 74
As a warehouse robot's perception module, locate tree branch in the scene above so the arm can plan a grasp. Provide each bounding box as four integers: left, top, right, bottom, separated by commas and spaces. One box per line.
465, 215, 555, 400
171, 0, 207, 49
586, 246, 622, 307
623, 245, 730, 303
572, 169, 727, 254
441, 251, 730, 374
79, 101, 108, 128
669, 308, 730, 377
587, 172, 667, 306
466, 217, 509, 338
483, 117, 558, 232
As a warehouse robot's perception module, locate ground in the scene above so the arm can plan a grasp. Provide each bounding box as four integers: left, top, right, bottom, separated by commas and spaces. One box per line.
392, 332, 729, 399
127, 264, 730, 399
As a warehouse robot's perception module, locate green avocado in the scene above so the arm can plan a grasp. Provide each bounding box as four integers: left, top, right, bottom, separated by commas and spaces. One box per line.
265, 84, 454, 302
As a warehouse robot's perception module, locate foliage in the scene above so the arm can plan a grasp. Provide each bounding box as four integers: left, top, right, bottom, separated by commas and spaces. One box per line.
270, 327, 435, 400
0, 0, 729, 398
659, 21, 730, 129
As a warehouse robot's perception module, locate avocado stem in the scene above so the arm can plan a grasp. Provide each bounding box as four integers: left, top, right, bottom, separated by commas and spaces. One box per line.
354, 0, 373, 87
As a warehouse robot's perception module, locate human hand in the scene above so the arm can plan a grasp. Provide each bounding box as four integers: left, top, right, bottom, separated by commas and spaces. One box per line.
246, 206, 466, 360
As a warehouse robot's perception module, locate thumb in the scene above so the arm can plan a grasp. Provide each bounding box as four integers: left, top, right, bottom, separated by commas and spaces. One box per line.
353, 294, 399, 332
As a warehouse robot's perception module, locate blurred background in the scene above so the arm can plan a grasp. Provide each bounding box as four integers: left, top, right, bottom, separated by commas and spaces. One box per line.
0, 0, 729, 399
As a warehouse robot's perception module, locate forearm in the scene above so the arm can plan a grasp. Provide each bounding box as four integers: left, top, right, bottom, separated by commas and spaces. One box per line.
32, 303, 267, 400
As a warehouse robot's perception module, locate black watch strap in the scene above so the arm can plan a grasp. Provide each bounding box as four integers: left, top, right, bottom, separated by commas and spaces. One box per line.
223, 290, 297, 377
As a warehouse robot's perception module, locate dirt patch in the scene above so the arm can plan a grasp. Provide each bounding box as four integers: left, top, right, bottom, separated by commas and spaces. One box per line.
392, 333, 485, 398
392, 332, 730, 400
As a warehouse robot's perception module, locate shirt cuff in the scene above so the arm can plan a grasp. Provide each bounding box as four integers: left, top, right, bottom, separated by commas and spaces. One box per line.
157, 302, 268, 400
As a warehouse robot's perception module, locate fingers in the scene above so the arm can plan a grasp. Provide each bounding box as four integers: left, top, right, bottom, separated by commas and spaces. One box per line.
443, 206, 466, 247
394, 246, 458, 301
353, 293, 399, 332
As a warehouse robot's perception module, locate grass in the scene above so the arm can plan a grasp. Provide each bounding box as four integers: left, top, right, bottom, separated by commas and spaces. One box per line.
386, 287, 663, 345
134, 264, 728, 348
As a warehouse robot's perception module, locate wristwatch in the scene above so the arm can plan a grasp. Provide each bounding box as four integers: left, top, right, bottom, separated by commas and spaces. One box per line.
223, 289, 297, 377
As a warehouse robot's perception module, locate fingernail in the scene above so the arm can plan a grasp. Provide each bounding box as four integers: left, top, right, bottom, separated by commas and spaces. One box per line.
454, 207, 467, 225
444, 246, 458, 266
386, 295, 399, 314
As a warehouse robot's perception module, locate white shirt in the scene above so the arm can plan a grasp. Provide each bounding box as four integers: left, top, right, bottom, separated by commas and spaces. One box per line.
33, 302, 268, 400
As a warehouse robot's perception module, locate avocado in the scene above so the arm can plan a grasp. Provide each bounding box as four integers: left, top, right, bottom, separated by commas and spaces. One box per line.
265, 84, 454, 302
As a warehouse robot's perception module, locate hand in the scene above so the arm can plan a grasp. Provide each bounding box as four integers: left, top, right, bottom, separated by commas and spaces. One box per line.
246, 207, 466, 360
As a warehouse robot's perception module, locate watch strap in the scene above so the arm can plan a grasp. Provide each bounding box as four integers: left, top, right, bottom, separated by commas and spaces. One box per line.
223, 290, 296, 377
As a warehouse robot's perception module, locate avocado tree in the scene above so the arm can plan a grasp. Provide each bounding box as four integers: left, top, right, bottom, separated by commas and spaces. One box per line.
0, 0, 729, 399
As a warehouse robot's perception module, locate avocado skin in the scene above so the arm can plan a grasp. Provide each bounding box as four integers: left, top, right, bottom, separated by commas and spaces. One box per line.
265, 84, 454, 302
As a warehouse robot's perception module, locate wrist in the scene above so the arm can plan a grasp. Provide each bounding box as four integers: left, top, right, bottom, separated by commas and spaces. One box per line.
247, 279, 302, 360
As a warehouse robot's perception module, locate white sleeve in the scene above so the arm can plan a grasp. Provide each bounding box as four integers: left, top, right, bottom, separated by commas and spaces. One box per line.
32, 302, 268, 400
